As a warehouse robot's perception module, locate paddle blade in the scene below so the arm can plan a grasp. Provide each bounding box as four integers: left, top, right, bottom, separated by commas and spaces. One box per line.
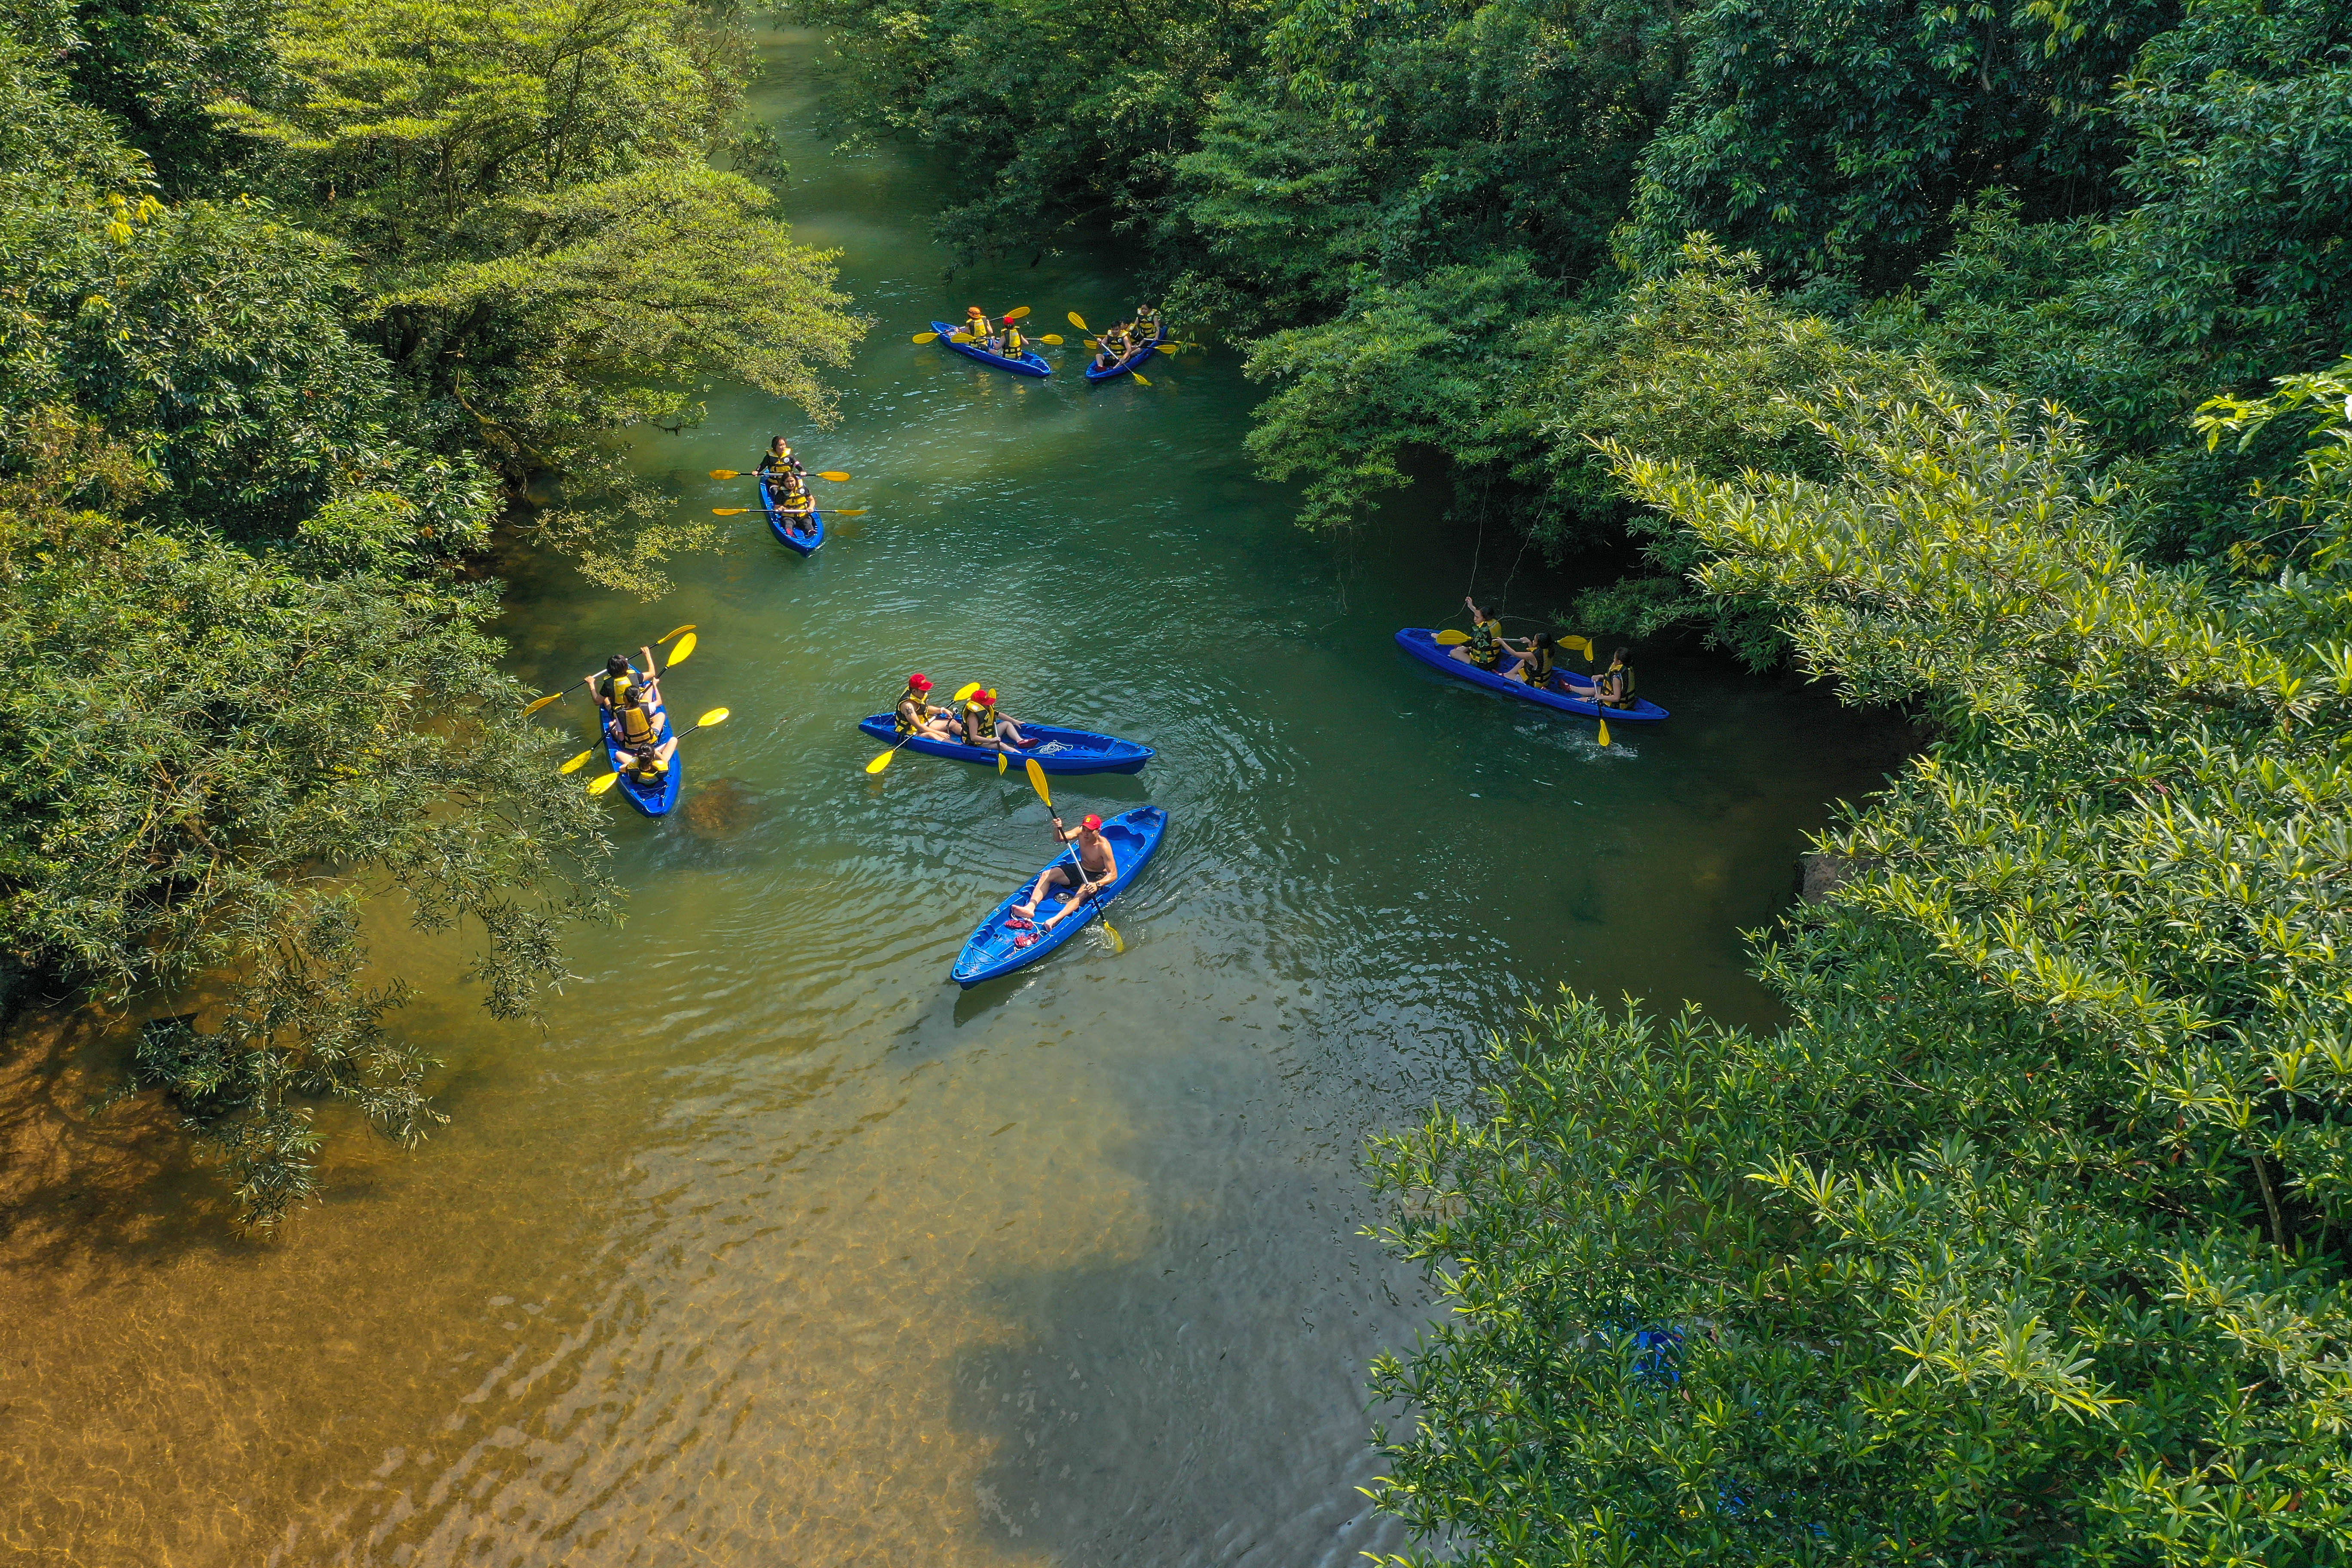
830, 508, 869, 517
997, 751, 1008, 775
712, 507, 751, 515
1132, 372, 1151, 386
521, 691, 564, 717
1085, 338, 1100, 349
709, 469, 748, 480
817, 470, 851, 482
865, 748, 897, 775
666, 632, 697, 666
1433, 629, 1473, 646
658, 624, 696, 644
1155, 343, 1178, 354
1067, 311, 1088, 331
1597, 717, 1612, 748
558, 747, 594, 775
697, 707, 730, 728
588, 771, 621, 795
953, 682, 983, 701
1099, 917, 1124, 955
949, 332, 975, 344
1038, 334, 1063, 345
1004, 306, 1030, 320
913, 331, 940, 343
1025, 757, 1051, 809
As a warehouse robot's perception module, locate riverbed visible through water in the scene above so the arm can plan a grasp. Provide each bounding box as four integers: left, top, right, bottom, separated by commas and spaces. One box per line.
0, 29, 1914, 1568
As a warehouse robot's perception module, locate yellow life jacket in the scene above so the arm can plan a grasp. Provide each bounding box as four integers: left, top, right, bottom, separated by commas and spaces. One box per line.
1468, 618, 1504, 668
618, 700, 659, 746
1600, 663, 1635, 705
783, 488, 814, 514
628, 752, 669, 782
1001, 325, 1023, 355
1523, 642, 1555, 684
894, 695, 926, 735
965, 701, 997, 741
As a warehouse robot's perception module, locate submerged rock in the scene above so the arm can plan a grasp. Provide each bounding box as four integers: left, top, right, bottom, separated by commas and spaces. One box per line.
677, 777, 763, 838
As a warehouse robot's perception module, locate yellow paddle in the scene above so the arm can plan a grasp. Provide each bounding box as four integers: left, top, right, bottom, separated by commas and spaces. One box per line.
1004, 306, 1031, 320
560, 747, 594, 773
1433, 629, 1472, 645
1131, 372, 1151, 386
664, 632, 696, 668
913, 331, 940, 343
1067, 311, 1088, 331
707, 469, 849, 481
713, 507, 750, 515
949, 332, 975, 344
1155, 343, 1179, 354
1023, 758, 1121, 954
588, 708, 731, 795
1038, 334, 1064, 346
523, 625, 698, 714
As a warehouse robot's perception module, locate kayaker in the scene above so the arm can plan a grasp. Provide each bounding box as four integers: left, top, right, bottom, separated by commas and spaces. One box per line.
1502, 631, 1564, 690
1596, 648, 1636, 708
1010, 812, 1118, 943
1449, 598, 1507, 671
622, 738, 675, 786
894, 673, 958, 740
962, 305, 990, 345
775, 472, 817, 539
962, 688, 1035, 753
611, 683, 665, 751
589, 653, 637, 711
758, 435, 802, 476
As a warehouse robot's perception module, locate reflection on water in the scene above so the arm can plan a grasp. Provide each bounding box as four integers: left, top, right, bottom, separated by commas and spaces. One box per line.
0, 25, 1916, 1568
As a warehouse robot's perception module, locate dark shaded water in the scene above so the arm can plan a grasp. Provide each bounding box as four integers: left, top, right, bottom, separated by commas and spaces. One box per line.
0, 29, 1912, 1567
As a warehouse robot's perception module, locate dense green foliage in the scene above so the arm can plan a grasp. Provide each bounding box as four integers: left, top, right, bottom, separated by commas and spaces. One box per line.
0, 0, 854, 1222
802, 0, 2352, 1557
805, 0, 2351, 619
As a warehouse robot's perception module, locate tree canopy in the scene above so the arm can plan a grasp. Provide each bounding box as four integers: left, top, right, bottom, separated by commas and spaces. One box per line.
0, 0, 856, 1222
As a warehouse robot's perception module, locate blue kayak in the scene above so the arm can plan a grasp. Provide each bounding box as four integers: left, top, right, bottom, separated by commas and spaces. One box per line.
1395, 628, 1671, 722
952, 806, 1168, 986
856, 715, 1154, 774
931, 319, 1050, 378
603, 700, 682, 818
759, 472, 824, 556
1083, 323, 1166, 383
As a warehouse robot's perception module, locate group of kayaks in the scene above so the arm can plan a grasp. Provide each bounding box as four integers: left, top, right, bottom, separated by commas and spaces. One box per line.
568, 303, 1668, 991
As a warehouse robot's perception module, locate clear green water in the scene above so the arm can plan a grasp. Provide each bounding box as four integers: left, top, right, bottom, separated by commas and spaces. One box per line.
0, 31, 1911, 1567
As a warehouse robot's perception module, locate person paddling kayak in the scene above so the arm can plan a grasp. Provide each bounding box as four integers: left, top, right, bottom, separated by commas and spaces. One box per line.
1009, 812, 1118, 944
895, 673, 957, 740
772, 469, 818, 541
1502, 631, 1564, 689
588, 645, 665, 719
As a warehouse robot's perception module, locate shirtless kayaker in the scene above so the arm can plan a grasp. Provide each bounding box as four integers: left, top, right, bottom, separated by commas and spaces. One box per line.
1010, 812, 1117, 941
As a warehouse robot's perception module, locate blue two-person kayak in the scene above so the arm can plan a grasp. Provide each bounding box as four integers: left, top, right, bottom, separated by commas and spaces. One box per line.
603, 701, 682, 818
855, 716, 1154, 774
759, 472, 824, 557
1394, 628, 1671, 722
1083, 323, 1166, 383
952, 806, 1169, 986
931, 320, 1050, 378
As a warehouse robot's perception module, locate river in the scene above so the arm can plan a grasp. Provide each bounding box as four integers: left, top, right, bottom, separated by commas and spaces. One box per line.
0, 28, 1913, 1568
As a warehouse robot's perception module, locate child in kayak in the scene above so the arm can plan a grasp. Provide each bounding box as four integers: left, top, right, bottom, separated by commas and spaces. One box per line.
1009, 812, 1118, 943
587, 645, 666, 727
1501, 631, 1565, 690
774, 470, 817, 539
622, 738, 675, 787
758, 435, 804, 480
894, 674, 958, 740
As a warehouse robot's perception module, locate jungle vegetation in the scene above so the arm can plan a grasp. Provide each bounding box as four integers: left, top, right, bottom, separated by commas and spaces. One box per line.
0, 0, 861, 1224
798, 0, 2352, 1559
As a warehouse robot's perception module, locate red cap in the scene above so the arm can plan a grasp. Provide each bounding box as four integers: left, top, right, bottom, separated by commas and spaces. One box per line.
1081, 814, 1102, 831
908, 673, 932, 692
978, 689, 996, 704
